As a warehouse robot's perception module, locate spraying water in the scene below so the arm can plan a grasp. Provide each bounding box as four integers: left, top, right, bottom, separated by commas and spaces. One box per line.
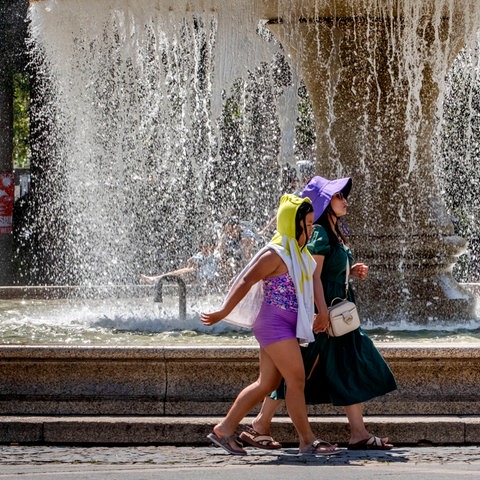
25, 0, 296, 287
8, 0, 480, 343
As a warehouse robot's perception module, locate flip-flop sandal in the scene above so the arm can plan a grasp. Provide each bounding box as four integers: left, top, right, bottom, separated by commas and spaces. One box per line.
300, 439, 341, 456
239, 426, 282, 450
348, 435, 393, 450
207, 432, 247, 456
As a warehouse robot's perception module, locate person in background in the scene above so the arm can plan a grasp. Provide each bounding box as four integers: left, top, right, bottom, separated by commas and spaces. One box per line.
141, 216, 258, 291
140, 238, 220, 286
201, 194, 340, 456
240, 176, 397, 451
215, 216, 257, 281
293, 160, 315, 195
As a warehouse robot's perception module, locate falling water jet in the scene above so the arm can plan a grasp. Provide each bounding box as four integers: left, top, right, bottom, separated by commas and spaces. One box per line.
26, 0, 285, 289
265, 0, 480, 324
21, 0, 480, 328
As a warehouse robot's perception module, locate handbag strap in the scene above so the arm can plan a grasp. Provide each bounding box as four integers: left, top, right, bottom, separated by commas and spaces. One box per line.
344, 249, 350, 299
327, 256, 350, 308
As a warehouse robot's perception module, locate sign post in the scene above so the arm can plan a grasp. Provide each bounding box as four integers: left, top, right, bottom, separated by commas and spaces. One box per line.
0, 71, 14, 285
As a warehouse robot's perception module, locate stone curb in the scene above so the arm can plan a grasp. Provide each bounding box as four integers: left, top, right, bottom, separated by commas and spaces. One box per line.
1, 415, 480, 446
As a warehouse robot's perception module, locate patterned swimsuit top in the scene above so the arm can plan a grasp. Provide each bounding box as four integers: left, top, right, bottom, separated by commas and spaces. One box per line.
263, 272, 298, 313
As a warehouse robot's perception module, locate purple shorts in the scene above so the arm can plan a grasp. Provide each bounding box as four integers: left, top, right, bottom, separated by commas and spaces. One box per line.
253, 301, 298, 348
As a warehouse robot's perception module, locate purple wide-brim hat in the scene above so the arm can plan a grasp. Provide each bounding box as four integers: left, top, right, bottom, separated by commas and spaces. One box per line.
301, 176, 352, 222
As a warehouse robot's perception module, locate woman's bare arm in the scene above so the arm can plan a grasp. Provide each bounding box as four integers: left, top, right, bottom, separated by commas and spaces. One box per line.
201, 249, 284, 326
312, 254, 329, 333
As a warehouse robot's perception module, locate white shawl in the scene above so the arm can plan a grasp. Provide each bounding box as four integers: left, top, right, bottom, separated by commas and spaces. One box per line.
222, 239, 316, 345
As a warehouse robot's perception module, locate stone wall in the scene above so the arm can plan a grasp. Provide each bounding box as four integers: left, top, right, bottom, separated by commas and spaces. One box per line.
0, 345, 478, 416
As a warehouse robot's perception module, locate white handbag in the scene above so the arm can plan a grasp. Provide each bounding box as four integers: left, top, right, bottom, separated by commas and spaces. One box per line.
327, 257, 360, 337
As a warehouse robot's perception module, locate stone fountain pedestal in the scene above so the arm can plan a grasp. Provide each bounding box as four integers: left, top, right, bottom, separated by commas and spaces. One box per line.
264, 1, 480, 322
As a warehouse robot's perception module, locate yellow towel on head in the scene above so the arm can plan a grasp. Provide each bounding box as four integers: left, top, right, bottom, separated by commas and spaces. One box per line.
223, 194, 316, 345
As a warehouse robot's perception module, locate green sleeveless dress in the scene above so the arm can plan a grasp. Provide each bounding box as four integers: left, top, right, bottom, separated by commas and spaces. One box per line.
274, 225, 397, 406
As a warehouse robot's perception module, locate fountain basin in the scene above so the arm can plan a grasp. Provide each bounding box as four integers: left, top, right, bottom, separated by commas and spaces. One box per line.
0, 285, 479, 344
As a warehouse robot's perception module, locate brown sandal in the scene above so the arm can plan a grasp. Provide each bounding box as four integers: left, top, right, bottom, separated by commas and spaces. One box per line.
300, 439, 341, 456
207, 432, 247, 455
348, 436, 393, 450
239, 425, 282, 450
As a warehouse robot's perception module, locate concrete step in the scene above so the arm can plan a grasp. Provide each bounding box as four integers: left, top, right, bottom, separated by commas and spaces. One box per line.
1, 415, 480, 446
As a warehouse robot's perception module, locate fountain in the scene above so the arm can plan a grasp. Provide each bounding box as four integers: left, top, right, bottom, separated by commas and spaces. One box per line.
10, 0, 478, 324
266, 0, 480, 323
0, 0, 480, 445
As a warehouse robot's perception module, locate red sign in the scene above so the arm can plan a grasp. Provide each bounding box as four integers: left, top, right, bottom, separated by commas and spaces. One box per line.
0, 173, 14, 234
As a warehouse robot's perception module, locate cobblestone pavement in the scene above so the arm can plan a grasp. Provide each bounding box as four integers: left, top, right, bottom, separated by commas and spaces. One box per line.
1, 444, 480, 465
0, 445, 479, 479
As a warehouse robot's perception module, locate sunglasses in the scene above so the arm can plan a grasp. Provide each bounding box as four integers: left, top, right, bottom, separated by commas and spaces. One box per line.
333, 191, 346, 200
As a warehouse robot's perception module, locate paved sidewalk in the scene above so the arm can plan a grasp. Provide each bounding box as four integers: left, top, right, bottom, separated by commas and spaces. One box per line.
0, 445, 479, 479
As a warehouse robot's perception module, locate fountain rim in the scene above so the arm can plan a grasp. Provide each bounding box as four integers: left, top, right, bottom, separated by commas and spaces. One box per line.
1, 344, 480, 359
27, 0, 475, 22
0, 283, 478, 299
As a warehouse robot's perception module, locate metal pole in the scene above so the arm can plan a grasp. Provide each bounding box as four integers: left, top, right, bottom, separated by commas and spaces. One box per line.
153, 275, 187, 320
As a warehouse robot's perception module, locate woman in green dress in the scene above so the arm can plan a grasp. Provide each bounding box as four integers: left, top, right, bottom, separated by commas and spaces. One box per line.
239, 176, 397, 451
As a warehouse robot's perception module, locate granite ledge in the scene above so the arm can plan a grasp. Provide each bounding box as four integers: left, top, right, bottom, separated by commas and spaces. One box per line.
0, 345, 479, 361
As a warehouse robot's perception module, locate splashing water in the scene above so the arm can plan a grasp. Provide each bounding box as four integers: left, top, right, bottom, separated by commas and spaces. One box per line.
9, 0, 480, 343
24, 0, 480, 285
25, 0, 294, 286
0, 291, 479, 345
436, 46, 480, 283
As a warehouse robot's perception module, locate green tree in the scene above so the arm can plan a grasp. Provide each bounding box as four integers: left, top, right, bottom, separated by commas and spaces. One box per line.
13, 72, 30, 168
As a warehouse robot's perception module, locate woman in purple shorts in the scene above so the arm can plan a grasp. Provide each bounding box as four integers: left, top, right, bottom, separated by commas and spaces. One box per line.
253, 272, 299, 348
201, 194, 339, 457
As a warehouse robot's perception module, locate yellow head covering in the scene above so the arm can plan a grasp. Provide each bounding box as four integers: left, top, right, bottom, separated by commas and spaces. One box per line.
271, 193, 312, 245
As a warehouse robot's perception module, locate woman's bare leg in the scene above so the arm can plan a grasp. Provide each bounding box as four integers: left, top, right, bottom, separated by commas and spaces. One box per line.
213, 348, 282, 450
251, 396, 282, 435
263, 338, 335, 452
139, 274, 160, 285
344, 403, 389, 445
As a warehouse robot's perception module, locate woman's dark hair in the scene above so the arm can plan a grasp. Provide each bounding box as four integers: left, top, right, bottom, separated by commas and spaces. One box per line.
295, 201, 314, 249
316, 206, 349, 246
